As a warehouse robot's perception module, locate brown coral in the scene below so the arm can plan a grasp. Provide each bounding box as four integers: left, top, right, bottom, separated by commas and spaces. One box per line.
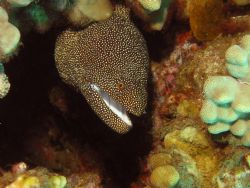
188, 0, 224, 41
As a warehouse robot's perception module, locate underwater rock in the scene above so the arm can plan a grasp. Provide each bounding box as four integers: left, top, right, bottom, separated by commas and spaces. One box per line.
213, 148, 250, 187
232, 0, 250, 6
148, 153, 172, 170
188, 0, 224, 41
24, 116, 103, 175
176, 33, 250, 92
176, 99, 200, 118
67, 172, 102, 188
11, 162, 28, 175
174, 0, 190, 21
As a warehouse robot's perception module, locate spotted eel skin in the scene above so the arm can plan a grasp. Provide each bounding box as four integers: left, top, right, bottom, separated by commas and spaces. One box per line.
55, 6, 149, 134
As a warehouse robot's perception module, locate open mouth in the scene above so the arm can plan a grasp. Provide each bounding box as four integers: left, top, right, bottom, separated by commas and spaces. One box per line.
90, 84, 132, 126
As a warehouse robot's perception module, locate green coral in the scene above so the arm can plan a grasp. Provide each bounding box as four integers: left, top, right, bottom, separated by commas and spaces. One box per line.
200, 75, 250, 146
48, 175, 67, 188
138, 0, 162, 12
26, 4, 48, 24
6, 175, 40, 188
225, 34, 250, 80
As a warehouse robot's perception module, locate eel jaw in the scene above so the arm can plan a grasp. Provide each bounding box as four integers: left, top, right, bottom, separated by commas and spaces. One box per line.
90, 84, 132, 127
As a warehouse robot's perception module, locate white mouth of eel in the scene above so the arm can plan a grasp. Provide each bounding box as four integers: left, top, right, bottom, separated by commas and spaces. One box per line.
90, 84, 132, 126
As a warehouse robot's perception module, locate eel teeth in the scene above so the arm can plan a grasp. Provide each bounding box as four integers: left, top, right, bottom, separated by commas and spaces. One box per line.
90, 84, 132, 126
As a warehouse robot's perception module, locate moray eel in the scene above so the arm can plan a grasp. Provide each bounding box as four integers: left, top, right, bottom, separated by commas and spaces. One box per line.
55, 6, 149, 134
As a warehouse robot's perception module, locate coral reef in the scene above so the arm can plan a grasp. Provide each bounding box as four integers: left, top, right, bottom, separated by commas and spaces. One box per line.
200, 34, 250, 147
133, 25, 250, 187
0, 166, 67, 188
225, 34, 250, 81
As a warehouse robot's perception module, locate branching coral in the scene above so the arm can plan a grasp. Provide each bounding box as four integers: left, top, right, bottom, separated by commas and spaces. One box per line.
200, 76, 250, 145
225, 35, 250, 82
200, 34, 250, 146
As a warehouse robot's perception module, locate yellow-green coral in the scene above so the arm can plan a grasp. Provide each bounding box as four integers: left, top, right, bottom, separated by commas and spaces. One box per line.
148, 153, 172, 170
232, 0, 250, 5
138, 0, 161, 11
6, 175, 40, 188
0, 73, 10, 98
225, 35, 250, 81
67, 0, 113, 26
188, 0, 224, 41
150, 165, 180, 188
7, 0, 34, 7
48, 175, 67, 188
0, 7, 20, 57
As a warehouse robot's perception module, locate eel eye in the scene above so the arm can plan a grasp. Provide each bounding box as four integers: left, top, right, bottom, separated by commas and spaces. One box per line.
117, 83, 125, 91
